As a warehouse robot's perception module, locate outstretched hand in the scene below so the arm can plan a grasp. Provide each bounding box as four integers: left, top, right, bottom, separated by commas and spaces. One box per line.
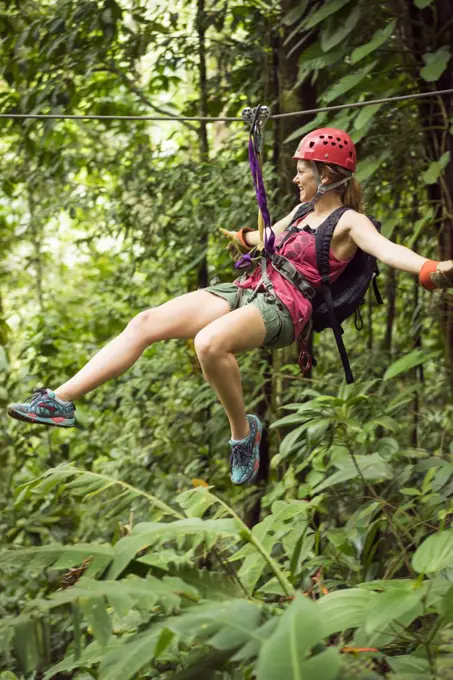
219, 227, 237, 242
431, 260, 453, 289
218, 227, 240, 257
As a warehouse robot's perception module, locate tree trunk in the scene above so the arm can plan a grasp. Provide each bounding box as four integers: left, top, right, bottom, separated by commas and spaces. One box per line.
276, 0, 318, 202
401, 0, 453, 393
196, 0, 209, 291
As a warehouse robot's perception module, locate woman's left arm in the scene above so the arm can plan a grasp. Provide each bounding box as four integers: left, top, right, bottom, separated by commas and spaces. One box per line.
348, 213, 453, 288
349, 213, 426, 273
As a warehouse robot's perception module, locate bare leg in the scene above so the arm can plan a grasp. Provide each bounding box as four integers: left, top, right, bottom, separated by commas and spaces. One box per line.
55, 291, 230, 402
194, 305, 266, 440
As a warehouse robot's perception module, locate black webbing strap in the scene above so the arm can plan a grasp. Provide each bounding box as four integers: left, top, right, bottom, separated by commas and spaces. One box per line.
372, 270, 383, 304
269, 252, 316, 300
276, 203, 314, 252
322, 286, 354, 384
314, 206, 350, 282
314, 206, 354, 384
291, 202, 313, 224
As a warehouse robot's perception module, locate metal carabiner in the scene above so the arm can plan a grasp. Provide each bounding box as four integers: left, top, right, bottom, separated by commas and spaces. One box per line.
241, 105, 271, 154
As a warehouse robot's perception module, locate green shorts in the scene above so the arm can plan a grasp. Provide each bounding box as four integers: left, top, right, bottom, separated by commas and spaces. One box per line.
204, 282, 295, 350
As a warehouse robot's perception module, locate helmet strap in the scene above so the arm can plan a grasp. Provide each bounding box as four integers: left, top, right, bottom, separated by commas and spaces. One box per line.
309, 161, 352, 205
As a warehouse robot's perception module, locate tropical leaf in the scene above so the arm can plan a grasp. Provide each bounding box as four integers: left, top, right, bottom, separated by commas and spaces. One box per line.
107, 518, 240, 579
79, 595, 112, 647
364, 585, 424, 634
353, 103, 383, 130
0, 543, 113, 576
170, 599, 262, 651
383, 349, 439, 381
317, 588, 379, 636
355, 153, 388, 182
380, 216, 399, 239
412, 530, 453, 574
256, 596, 341, 680
321, 61, 377, 104
351, 20, 396, 64
312, 453, 391, 493
177, 486, 220, 518
305, 0, 353, 29
420, 46, 451, 82
387, 655, 430, 674
14, 464, 182, 519
233, 500, 308, 593
98, 627, 165, 680
282, 1, 309, 26
422, 151, 451, 185
321, 6, 362, 53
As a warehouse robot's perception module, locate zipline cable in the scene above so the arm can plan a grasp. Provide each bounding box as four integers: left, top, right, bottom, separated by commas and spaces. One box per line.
0, 88, 452, 123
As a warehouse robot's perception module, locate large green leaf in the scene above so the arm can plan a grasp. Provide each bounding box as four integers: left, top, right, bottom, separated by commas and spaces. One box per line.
380, 216, 399, 239
79, 596, 112, 648
108, 518, 239, 579
387, 655, 430, 674
306, 0, 353, 28
351, 20, 396, 64
0, 543, 113, 576
322, 61, 377, 103
420, 46, 451, 82
353, 103, 383, 130
422, 151, 451, 184
99, 628, 163, 680
412, 530, 453, 574
355, 153, 389, 182
256, 595, 340, 680
282, 1, 309, 26
170, 599, 263, 651
284, 113, 329, 144
383, 349, 439, 381
364, 586, 424, 633
317, 588, 378, 636
313, 453, 391, 493
321, 6, 362, 53
234, 500, 308, 593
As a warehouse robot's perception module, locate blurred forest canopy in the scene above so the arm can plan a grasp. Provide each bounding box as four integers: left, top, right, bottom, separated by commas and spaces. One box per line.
1, 0, 453, 678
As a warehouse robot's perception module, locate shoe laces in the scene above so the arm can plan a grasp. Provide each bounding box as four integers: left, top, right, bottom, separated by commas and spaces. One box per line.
24, 388, 75, 409
24, 387, 49, 404
231, 442, 252, 469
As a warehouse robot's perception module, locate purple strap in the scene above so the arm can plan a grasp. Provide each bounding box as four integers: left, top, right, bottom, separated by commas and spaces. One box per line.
234, 135, 274, 270
248, 139, 274, 253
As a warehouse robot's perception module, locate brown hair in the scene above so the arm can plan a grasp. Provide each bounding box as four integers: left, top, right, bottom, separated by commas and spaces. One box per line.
315, 162, 365, 213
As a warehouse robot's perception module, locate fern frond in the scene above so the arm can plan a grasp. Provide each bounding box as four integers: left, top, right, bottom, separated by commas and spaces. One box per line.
15, 464, 182, 520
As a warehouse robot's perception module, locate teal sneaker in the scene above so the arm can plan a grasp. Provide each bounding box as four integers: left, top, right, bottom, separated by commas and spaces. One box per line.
7, 388, 76, 428
229, 414, 262, 485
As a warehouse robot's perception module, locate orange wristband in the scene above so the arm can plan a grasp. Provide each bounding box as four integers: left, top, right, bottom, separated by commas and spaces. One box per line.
236, 226, 254, 249
419, 260, 439, 291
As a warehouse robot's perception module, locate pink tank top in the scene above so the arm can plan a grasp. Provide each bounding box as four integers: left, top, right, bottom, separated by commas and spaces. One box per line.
235, 215, 353, 339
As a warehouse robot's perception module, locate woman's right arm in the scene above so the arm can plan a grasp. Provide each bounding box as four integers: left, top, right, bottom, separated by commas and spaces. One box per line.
244, 203, 303, 247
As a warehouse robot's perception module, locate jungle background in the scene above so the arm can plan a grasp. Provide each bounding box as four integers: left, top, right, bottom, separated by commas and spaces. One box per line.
1, 0, 453, 678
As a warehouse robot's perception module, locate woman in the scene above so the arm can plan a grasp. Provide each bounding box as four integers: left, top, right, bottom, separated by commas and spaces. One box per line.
8, 128, 453, 486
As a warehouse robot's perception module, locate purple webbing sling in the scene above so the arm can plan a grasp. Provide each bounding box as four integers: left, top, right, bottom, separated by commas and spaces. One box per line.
235, 137, 274, 270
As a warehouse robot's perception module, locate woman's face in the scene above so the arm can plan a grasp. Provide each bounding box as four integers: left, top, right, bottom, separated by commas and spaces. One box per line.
292, 160, 324, 202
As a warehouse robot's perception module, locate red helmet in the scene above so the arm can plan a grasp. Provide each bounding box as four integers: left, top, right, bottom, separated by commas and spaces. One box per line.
293, 128, 356, 172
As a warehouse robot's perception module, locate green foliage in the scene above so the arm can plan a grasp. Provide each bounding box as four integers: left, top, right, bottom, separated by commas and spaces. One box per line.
1, 0, 453, 678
